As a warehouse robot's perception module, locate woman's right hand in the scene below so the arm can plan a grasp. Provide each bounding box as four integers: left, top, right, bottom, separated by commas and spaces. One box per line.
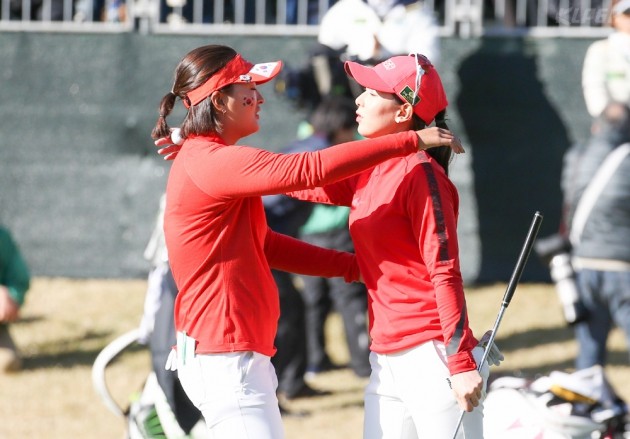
449, 369, 484, 412
415, 127, 465, 154
155, 128, 183, 161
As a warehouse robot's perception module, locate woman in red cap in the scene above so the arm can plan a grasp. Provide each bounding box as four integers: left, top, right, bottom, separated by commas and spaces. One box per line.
288, 53, 499, 439
151, 44, 464, 439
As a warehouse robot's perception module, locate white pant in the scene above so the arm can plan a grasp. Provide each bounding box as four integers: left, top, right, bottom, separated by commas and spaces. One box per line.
364, 340, 489, 439
176, 350, 285, 439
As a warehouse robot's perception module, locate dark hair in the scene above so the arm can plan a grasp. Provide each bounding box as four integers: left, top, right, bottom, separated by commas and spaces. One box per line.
309, 96, 358, 142
151, 45, 238, 141
409, 109, 452, 176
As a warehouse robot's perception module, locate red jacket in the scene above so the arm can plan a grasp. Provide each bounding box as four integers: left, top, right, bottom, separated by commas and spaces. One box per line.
164, 131, 419, 357
290, 151, 478, 375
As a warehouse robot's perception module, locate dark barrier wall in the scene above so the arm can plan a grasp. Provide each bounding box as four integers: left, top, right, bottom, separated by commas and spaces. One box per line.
0, 33, 595, 281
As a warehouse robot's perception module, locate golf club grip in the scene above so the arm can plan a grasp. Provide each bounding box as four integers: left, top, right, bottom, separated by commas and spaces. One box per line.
502, 211, 543, 306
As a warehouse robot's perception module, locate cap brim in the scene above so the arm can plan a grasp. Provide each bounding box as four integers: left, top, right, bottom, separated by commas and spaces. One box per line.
245, 61, 283, 84
613, 0, 630, 13
344, 61, 393, 93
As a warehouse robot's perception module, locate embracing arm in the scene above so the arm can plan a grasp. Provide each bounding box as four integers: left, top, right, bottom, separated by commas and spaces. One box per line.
186, 132, 420, 199
287, 173, 360, 206
264, 228, 360, 282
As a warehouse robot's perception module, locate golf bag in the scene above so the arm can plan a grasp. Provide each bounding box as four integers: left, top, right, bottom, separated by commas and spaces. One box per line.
483, 366, 629, 439
92, 328, 208, 439
92, 261, 206, 438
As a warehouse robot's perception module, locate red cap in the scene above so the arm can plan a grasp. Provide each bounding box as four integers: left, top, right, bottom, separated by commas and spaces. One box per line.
345, 54, 448, 125
185, 54, 283, 108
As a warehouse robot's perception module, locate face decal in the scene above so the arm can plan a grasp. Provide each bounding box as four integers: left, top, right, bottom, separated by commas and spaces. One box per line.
243, 97, 254, 107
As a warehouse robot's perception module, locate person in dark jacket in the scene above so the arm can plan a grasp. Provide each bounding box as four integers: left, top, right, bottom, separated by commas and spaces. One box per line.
561, 101, 630, 369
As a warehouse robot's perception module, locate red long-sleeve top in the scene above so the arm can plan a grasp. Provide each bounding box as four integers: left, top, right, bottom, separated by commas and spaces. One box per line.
164, 131, 419, 357
289, 151, 478, 375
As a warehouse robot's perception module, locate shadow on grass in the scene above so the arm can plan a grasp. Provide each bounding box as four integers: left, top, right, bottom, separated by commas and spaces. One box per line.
21, 331, 147, 370
495, 325, 628, 369
495, 325, 575, 352
13, 315, 44, 325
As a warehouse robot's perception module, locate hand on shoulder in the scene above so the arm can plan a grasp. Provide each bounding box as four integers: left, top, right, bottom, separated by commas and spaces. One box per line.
415, 127, 465, 154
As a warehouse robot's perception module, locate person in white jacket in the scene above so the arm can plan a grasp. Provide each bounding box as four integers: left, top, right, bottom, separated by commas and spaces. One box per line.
317, 0, 440, 65
582, 0, 630, 117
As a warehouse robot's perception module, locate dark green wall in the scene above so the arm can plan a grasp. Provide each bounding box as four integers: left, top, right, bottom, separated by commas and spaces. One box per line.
0, 33, 595, 281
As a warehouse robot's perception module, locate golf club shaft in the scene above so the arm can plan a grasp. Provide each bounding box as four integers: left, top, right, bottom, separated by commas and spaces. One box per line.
450, 211, 543, 439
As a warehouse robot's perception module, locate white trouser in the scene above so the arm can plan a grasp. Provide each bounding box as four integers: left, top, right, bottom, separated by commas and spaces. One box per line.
364, 340, 489, 439
175, 345, 284, 439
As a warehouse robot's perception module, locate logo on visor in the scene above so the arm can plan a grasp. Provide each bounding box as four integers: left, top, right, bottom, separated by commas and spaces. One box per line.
250, 62, 280, 78
400, 85, 420, 105
239, 74, 253, 82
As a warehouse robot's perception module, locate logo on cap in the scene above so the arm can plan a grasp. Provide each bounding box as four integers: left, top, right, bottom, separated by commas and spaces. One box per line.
400, 85, 420, 105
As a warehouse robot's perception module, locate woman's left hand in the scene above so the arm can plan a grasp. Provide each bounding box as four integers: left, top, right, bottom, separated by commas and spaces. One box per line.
449, 369, 483, 412
415, 127, 465, 154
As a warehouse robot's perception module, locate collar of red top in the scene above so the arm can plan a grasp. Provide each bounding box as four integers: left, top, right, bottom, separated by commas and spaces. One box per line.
184, 54, 282, 108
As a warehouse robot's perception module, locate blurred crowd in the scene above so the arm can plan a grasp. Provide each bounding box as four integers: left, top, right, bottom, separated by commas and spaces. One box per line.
0, 0, 620, 29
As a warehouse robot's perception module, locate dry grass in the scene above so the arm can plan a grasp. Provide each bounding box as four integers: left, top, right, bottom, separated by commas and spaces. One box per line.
1, 278, 628, 439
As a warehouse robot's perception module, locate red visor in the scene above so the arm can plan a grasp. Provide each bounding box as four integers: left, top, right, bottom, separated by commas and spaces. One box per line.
185, 54, 283, 108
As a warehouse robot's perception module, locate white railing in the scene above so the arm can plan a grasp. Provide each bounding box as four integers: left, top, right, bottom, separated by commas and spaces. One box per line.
0, 0, 615, 37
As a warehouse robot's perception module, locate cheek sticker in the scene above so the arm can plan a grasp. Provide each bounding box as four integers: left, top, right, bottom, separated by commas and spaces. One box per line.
243, 97, 254, 107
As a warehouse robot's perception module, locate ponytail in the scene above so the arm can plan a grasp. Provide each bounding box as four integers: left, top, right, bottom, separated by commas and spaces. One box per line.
426, 109, 452, 176
410, 108, 452, 176
151, 91, 177, 140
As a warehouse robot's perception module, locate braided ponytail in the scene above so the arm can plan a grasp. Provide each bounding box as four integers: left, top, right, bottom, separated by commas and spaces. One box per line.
151, 91, 177, 140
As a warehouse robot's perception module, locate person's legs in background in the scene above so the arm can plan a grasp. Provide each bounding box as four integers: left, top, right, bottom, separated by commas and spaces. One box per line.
272, 269, 330, 405
300, 229, 370, 378
272, 269, 308, 398
604, 270, 630, 364
299, 272, 335, 375
328, 276, 371, 377
0, 323, 21, 373
575, 269, 613, 369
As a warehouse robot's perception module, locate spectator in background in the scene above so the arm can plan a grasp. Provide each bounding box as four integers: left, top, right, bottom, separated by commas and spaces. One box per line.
9, 0, 65, 20
283, 0, 441, 114
317, 0, 440, 65
294, 97, 371, 379
0, 225, 30, 373
582, 0, 630, 118
561, 102, 630, 370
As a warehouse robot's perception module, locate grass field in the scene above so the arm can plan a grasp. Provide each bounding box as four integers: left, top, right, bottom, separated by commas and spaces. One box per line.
1, 278, 628, 439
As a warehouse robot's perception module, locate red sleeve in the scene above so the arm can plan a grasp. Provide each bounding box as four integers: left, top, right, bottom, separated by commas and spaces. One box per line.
185, 131, 418, 199
286, 173, 362, 206
264, 228, 360, 283
408, 165, 478, 375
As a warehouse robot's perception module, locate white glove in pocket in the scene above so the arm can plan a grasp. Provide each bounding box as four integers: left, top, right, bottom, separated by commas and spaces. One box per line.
477, 329, 504, 367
